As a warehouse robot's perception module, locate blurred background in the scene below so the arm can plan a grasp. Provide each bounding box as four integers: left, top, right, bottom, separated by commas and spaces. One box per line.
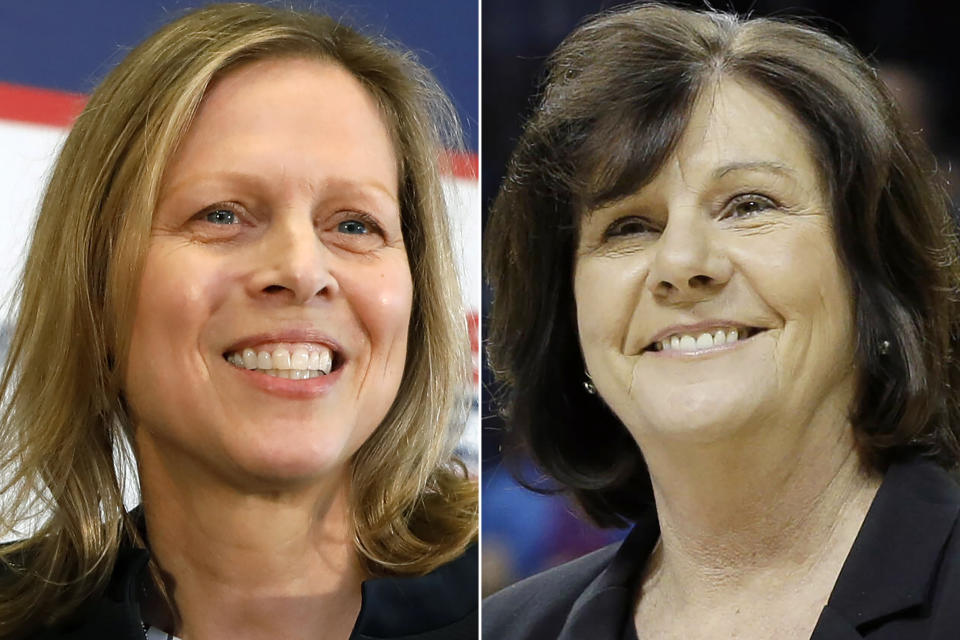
481, 0, 959, 596
0, 0, 479, 536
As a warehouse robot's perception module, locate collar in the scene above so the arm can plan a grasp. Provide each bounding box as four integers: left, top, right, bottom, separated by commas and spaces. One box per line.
556, 504, 659, 640
815, 456, 960, 637
353, 543, 478, 639
56, 529, 476, 639
44, 545, 150, 639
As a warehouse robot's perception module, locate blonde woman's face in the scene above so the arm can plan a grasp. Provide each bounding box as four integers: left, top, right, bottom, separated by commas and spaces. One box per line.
125, 58, 412, 488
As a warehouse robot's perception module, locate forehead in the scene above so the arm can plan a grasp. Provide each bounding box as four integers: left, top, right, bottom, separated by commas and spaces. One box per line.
576, 76, 828, 216
664, 78, 825, 192
162, 57, 399, 198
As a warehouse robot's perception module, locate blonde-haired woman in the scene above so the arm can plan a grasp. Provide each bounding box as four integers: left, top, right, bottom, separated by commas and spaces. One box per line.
0, 4, 477, 639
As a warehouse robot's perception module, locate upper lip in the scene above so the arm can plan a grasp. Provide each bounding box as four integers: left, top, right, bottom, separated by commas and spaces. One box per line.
223, 329, 344, 358
646, 320, 762, 348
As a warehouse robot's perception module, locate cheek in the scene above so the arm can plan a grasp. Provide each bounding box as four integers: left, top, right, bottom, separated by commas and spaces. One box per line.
574, 255, 646, 354
747, 227, 855, 354
126, 245, 232, 396
342, 259, 413, 356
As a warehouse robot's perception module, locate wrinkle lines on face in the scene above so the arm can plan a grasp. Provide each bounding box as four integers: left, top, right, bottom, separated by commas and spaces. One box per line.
573, 78, 857, 452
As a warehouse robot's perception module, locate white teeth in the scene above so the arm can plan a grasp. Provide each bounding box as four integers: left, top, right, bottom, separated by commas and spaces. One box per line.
226, 343, 335, 377
291, 348, 309, 370
317, 349, 332, 374
273, 348, 291, 370
655, 328, 752, 353
257, 368, 324, 379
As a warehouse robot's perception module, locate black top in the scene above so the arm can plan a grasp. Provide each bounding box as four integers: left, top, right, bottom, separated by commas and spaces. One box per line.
24, 542, 477, 639
483, 456, 960, 639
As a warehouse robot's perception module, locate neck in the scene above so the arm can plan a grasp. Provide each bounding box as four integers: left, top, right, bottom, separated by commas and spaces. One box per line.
136, 435, 364, 640
638, 406, 881, 609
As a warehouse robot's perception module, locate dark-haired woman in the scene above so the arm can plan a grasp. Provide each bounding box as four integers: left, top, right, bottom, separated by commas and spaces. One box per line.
484, 4, 960, 639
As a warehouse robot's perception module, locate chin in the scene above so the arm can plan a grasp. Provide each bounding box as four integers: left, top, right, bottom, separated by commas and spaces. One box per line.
622, 382, 774, 445
225, 426, 363, 487
639, 414, 755, 445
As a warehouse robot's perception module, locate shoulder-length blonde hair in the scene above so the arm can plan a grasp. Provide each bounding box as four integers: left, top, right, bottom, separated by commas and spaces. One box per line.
0, 3, 476, 634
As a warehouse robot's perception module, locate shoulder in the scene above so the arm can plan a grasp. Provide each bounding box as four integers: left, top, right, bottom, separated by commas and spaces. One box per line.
357, 543, 478, 639
826, 457, 960, 636
3, 542, 150, 640
482, 542, 621, 640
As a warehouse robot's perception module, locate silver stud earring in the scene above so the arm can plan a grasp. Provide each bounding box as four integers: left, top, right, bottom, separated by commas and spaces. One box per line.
583, 372, 596, 395
879, 339, 891, 356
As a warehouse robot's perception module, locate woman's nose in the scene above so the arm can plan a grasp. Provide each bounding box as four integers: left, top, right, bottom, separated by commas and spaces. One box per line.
248, 215, 339, 304
646, 215, 732, 301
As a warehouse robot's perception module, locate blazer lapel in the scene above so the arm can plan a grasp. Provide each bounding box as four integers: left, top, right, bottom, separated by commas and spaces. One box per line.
810, 606, 867, 640
558, 507, 660, 640
812, 458, 960, 638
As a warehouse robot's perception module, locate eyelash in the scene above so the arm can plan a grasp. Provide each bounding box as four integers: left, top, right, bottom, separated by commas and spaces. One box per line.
336, 211, 385, 237
192, 205, 386, 237
195, 203, 243, 226
601, 192, 780, 239
203, 209, 239, 225
603, 217, 659, 239
723, 193, 779, 219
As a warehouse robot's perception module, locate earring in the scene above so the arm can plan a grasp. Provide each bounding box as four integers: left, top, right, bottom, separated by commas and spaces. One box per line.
879, 339, 891, 356
583, 372, 597, 395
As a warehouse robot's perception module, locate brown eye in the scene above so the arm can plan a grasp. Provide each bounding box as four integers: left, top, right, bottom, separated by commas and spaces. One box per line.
725, 194, 777, 219
604, 216, 658, 239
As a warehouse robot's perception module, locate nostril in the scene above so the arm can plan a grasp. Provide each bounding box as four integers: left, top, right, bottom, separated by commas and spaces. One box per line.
689, 275, 712, 288
658, 280, 676, 291
263, 285, 286, 294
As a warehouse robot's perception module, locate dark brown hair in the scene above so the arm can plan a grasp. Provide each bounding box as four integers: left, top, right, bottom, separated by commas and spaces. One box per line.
485, 2, 960, 527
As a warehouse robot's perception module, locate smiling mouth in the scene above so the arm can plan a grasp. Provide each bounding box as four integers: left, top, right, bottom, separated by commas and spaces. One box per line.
223, 343, 342, 379
645, 327, 765, 353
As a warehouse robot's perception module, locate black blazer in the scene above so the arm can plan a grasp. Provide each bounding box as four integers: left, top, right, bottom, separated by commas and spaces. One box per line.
483, 457, 960, 639
23, 543, 478, 640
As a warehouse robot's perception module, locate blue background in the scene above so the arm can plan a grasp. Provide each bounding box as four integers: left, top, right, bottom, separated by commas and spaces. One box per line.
0, 1, 478, 150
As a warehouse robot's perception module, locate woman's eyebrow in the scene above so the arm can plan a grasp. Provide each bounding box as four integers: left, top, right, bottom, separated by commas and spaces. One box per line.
712, 160, 796, 180
160, 170, 399, 205
581, 193, 646, 221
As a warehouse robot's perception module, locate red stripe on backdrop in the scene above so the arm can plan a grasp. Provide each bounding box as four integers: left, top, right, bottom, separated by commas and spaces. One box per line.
0, 82, 87, 128
445, 152, 479, 179
0, 82, 479, 178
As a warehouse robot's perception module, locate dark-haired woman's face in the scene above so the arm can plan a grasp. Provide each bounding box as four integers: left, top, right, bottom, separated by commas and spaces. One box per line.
574, 79, 857, 452
124, 59, 412, 489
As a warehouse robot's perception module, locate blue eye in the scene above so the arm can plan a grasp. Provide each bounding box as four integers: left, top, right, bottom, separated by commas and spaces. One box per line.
338, 219, 368, 234
204, 209, 238, 225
